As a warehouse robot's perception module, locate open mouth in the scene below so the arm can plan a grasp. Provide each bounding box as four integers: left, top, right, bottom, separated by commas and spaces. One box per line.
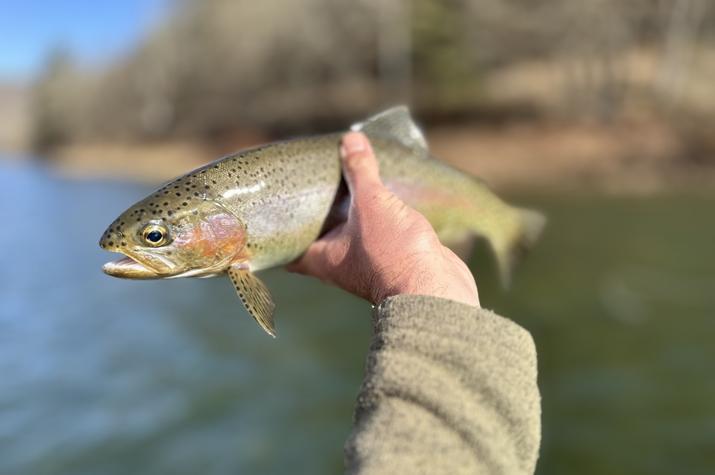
102, 255, 162, 279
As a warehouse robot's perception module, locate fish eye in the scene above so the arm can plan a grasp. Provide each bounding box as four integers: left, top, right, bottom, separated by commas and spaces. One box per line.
141, 224, 170, 247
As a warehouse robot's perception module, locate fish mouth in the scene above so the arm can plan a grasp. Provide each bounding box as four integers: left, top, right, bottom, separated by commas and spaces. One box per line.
102, 255, 163, 279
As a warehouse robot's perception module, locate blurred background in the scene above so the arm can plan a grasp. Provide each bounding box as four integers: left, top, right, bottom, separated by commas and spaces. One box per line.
1, 0, 713, 474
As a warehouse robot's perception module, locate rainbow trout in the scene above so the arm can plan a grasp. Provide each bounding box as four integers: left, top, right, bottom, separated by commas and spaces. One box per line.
100, 107, 544, 336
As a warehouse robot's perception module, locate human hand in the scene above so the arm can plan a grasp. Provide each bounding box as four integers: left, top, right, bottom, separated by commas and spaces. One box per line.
287, 132, 479, 307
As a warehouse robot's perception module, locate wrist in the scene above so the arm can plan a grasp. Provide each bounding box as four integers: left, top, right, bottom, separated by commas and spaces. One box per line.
376, 269, 479, 308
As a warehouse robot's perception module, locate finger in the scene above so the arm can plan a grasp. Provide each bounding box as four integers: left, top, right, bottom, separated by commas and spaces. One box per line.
285, 222, 349, 277
340, 132, 383, 201
286, 239, 330, 276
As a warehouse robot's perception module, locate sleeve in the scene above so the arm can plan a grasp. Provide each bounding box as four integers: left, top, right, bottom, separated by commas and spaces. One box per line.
344, 295, 541, 475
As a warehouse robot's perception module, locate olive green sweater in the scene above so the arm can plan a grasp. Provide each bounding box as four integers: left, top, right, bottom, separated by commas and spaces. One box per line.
345, 295, 541, 475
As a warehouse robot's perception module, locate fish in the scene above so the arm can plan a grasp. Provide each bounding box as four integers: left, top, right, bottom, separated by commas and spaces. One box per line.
99, 106, 545, 337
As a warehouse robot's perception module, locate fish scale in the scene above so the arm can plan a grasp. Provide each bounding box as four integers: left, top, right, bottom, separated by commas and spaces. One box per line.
99, 106, 545, 336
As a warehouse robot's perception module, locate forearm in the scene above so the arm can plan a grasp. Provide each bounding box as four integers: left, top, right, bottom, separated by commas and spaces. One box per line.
345, 295, 541, 475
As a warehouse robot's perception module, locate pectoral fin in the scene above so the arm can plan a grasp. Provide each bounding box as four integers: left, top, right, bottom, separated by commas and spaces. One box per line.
227, 266, 277, 337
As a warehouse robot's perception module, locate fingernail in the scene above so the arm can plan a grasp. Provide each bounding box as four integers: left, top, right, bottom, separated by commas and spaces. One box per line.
341, 133, 367, 157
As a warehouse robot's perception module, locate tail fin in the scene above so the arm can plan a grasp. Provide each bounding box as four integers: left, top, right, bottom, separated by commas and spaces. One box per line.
490, 208, 546, 287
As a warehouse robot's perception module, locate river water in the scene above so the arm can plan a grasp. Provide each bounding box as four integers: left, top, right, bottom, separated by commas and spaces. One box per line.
1, 159, 713, 474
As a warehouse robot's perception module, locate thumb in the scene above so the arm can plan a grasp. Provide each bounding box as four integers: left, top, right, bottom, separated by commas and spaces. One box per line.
340, 132, 383, 200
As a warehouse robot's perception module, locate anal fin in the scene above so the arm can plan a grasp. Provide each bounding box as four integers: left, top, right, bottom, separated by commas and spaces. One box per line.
227, 266, 277, 337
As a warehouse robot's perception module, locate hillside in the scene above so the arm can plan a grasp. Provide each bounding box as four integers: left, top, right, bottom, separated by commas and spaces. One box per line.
0, 81, 30, 153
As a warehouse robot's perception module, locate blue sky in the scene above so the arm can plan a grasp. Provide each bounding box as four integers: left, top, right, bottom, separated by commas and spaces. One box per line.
0, 0, 170, 80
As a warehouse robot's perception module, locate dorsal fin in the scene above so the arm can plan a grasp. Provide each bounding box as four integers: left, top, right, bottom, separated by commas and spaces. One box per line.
351, 106, 429, 157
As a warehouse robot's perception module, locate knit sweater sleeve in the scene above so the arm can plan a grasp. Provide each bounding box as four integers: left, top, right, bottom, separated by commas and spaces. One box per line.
344, 295, 541, 475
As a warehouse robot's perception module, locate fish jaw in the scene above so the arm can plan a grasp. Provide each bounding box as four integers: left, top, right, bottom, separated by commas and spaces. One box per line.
101, 254, 233, 279
102, 241, 244, 279
102, 256, 163, 279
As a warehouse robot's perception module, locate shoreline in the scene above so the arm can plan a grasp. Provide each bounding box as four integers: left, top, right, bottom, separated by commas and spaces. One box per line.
16, 119, 715, 194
